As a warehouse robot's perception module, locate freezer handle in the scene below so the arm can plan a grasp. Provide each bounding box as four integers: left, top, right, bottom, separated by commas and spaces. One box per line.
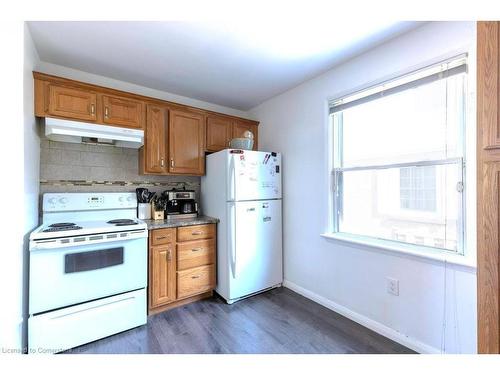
228, 202, 237, 279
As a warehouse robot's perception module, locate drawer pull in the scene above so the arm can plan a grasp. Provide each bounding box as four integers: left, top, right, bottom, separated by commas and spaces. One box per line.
191, 248, 202, 252
192, 231, 203, 235
156, 236, 168, 240
191, 275, 200, 279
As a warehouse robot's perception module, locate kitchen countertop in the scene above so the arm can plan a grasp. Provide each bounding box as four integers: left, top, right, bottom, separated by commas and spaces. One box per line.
143, 215, 219, 230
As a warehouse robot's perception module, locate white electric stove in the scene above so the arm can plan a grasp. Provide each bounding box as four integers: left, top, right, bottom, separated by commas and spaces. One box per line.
28, 192, 148, 354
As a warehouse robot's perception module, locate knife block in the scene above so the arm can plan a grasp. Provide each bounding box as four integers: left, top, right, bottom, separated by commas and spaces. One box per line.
151, 205, 164, 220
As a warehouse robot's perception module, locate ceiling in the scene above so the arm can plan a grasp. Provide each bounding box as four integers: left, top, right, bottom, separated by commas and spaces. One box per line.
28, 21, 422, 110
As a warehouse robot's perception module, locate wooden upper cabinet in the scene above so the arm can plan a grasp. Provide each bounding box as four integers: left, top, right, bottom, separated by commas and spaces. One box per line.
206, 115, 232, 152
47, 84, 97, 121
232, 119, 258, 151
34, 73, 260, 177
144, 104, 168, 173
169, 109, 205, 175
101, 94, 144, 129
478, 22, 500, 150
150, 243, 176, 308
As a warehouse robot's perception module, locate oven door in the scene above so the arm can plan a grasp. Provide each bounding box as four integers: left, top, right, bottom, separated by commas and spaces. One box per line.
29, 236, 147, 314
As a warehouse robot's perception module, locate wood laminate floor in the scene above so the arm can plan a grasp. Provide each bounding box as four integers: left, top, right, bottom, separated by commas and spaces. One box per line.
63, 287, 415, 354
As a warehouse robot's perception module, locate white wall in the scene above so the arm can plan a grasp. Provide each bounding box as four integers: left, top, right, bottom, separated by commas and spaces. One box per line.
249, 21, 477, 353
21, 23, 41, 352
0, 23, 41, 353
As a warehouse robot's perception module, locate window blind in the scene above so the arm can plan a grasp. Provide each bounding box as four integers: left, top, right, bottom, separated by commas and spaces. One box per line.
329, 55, 467, 114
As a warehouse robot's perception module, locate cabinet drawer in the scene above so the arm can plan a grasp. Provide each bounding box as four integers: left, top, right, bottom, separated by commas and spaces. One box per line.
177, 224, 215, 242
177, 239, 215, 271
150, 228, 176, 246
177, 264, 215, 299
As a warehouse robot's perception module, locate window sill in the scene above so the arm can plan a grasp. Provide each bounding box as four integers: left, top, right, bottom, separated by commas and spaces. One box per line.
320, 232, 476, 271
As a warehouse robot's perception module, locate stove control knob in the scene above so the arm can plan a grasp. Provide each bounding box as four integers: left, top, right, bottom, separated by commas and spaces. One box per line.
126, 196, 133, 202
118, 196, 125, 202
59, 198, 68, 204
48, 197, 57, 204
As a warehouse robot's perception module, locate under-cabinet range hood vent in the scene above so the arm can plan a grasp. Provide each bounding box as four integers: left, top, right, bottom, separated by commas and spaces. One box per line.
43, 117, 144, 149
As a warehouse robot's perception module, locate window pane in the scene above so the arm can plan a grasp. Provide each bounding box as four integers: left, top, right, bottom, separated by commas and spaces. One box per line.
336, 163, 462, 252
336, 73, 464, 168
399, 165, 436, 211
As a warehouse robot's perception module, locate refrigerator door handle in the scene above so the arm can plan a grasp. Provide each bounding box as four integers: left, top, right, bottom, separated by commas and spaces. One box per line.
228, 202, 237, 279
229, 155, 236, 201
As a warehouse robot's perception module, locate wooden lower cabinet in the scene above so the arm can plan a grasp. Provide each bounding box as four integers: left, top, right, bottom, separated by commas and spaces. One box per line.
148, 224, 216, 314
149, 244, 176, 307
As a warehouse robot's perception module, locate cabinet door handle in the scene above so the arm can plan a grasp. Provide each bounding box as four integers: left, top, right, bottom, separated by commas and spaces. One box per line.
90, 104, 95, 115
170, 158, 174, 168
160, 158, 165, 167
191, 275, 200, 279
167, 249, 172, 261
104, 106, 109, 118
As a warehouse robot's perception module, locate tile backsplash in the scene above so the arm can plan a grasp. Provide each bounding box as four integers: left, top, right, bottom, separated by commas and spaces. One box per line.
39, 134, 201, 200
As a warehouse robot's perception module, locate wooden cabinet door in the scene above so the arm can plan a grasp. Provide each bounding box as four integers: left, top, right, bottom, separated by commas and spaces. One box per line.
206, 115, 232, 151
150, 244, 176, 308
48, 84, 97, 121
169, 109, 205, 175
232, 120, 258, 151
477, 21, 500, 354
144, 104, 167, 173
102, 94, 144, 129
479, 22, 500, 150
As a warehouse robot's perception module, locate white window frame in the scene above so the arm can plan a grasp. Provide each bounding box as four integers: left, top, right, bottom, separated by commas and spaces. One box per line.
326, 55, 468, 257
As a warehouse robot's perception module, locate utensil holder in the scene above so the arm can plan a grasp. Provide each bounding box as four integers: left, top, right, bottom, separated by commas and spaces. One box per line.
138, 203, 151, 220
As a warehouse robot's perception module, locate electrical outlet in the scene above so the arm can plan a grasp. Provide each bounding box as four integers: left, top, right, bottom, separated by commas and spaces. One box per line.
387, 277, 399, 296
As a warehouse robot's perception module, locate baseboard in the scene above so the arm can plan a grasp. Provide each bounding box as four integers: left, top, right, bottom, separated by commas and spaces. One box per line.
283, 280, 440, 354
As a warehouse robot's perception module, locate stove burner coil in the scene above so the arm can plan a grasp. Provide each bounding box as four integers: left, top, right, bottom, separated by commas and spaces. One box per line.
107, 219, 138, 226
49, 222, 76, 228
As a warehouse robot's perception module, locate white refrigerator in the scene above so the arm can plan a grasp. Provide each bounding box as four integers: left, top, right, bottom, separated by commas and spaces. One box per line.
201, 149, 283, 304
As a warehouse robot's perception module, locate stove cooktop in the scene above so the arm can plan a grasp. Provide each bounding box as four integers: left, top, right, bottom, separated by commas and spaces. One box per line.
31, 218, 147, 241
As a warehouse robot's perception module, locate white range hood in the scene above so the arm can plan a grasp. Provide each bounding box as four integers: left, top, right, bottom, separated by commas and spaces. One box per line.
43, 117, 144, 149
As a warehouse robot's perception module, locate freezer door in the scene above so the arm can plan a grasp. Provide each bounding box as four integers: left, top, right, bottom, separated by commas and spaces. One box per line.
228, 150, 281, 201
228, 199, 283, 300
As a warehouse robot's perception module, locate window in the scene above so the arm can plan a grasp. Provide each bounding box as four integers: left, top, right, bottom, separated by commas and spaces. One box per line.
329, 56, 466, 254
